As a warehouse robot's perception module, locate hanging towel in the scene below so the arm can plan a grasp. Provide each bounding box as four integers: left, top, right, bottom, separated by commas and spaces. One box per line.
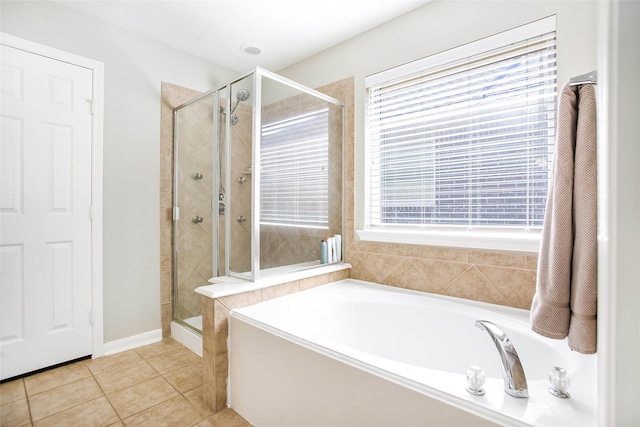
530, 83, 597, 354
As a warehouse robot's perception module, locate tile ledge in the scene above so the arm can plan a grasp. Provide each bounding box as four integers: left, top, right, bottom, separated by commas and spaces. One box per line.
195, 263, 351, 299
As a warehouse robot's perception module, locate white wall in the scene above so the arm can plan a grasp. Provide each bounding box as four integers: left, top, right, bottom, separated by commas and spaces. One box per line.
279, 0, 597, 230
0, 1, 238, 343
598, 1, 640, 424
282, 1, 597, 85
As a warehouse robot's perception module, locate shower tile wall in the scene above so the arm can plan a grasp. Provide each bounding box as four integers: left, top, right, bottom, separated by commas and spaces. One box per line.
160, 82, 202, 337
175, 99, 214, 321
228, 103, 252, 274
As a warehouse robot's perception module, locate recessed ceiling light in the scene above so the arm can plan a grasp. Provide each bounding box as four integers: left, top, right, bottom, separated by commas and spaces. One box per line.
241, 44, 262, 55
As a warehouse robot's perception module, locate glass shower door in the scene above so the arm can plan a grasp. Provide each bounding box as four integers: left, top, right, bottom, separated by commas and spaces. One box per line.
173, 92, 216, 332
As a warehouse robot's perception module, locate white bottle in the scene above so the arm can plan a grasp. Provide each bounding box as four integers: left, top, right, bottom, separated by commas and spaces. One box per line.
335, 234, 342, 261
326, 237, 335, 263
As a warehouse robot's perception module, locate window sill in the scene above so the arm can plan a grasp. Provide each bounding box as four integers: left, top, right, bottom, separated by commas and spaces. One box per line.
356, 228, 540, 253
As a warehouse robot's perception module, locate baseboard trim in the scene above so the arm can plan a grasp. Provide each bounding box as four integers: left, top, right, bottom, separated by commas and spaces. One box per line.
102, 329, 163, 356
171, 321, 203, 357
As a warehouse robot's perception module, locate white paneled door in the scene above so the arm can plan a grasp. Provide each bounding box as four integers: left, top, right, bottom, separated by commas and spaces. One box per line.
0, 44, 94, 380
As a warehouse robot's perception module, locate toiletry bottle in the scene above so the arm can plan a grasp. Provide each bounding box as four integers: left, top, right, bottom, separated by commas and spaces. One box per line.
335, 234, 342, 261
321, 240, 328, 264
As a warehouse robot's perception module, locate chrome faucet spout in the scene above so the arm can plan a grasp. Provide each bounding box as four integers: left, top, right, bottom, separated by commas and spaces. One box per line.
475, 320, 528, 398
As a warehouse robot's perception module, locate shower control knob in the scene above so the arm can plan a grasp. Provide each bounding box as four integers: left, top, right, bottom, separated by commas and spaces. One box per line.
466, 365, 486, 396
548, 367, 571, 398
191, 216, 204, 224
238, 176, 247, 184
237, 215, 247, 223
191, 173, 203, 180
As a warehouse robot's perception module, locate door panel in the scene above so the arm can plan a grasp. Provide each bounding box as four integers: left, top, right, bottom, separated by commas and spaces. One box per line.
0, 44, 94, 380
0, 244, 23, 342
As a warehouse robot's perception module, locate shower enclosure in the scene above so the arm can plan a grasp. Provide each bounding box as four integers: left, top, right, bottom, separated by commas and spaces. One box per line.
172, 68, 344, 334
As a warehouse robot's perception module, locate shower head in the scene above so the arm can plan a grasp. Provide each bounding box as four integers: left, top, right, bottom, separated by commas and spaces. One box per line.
236, 89, 251, 102
229, 89, 251, 124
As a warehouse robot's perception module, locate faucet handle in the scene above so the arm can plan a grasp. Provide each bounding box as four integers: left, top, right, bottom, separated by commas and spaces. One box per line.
466, 365, 486, 396
548, 367, 571, 398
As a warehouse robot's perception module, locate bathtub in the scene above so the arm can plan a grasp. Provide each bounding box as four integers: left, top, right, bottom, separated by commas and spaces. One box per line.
228, 279, 597, 426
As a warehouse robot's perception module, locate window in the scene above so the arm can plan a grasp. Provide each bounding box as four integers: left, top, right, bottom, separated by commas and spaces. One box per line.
362, 17, 557, 251
260, 108, 329, 228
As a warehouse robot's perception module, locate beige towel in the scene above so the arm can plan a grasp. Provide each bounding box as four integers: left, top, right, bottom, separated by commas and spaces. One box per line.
530, 84, 597, 354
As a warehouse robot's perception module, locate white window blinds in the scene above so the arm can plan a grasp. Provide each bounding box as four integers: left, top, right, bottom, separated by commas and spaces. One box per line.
260, 108, 329, 228
365, 18, 557, 231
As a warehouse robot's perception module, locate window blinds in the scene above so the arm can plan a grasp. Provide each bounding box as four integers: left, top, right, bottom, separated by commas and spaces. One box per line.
366, 22, 557, 230
260, 108, 329, 227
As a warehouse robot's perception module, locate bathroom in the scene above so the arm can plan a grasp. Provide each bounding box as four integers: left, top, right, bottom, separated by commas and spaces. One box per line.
0, 0, 638, 425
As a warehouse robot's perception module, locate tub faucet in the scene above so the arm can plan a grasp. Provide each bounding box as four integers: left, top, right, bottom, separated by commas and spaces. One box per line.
474, 320, 528, 398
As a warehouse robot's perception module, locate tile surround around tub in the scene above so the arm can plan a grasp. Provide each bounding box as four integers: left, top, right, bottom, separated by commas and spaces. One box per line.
322, 76, 540, 311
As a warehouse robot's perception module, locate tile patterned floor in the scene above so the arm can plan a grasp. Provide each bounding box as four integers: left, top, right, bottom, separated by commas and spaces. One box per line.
0, 338, 253, 427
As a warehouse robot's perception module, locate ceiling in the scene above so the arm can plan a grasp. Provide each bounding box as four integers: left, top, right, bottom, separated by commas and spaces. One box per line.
53, 0, 432, 74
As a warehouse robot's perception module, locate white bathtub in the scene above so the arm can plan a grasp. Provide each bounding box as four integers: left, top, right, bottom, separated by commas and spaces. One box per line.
229, 279, 597, 426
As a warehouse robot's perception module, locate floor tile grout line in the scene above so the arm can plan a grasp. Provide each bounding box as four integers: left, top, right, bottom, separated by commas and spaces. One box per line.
119, 389, 206, 426
119, 393, 182, 424
86, 352, 142, 378
22, 361, 93, 398
144, 348, 203, 378
102, 375, 176, 421
88, 366, 123, 425
23, 379, 33, 425
102, 355, 193, 422
23, 379, 34, 427
90, 349, 151, 424
158, 359, 204, 379
30, 395, 114, 426
132, 338, 185, 361
25, 374, 95, 400
27, 375, 107, 424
